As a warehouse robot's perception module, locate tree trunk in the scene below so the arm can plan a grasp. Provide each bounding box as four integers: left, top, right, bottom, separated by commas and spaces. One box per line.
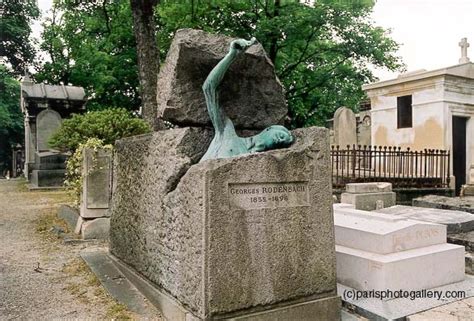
268, 0, 281, 63
130, 0, 160, 130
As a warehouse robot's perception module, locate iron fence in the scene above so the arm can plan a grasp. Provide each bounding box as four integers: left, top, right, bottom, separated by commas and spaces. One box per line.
331, 145, 450, 189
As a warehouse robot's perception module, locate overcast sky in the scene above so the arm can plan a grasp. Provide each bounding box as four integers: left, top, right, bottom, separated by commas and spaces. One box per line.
32, 0, 474, 81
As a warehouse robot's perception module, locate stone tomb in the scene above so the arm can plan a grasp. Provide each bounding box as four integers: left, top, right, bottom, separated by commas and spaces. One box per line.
340, 182, 396, 211
109, 127, 340, 320
30, 151, 68, 187
333, 204, 465, 292
333, 107, 357, 148
77, 148, 113, 239
377, 205, 474, 234
20, 77, 86, 187
30, 109, 67, 187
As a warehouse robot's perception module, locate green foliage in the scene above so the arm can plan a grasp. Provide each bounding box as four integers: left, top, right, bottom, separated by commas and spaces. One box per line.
36, 0, 404, 127
65, 138, 113, 206
35, 0, 140, 110
49, 108, 151, 152
157, 0, 404, 127
0, 0, 39, 75
0, 64, 24, 173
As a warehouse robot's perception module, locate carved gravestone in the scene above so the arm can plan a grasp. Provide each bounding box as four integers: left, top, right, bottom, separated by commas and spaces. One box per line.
81, 148, 112, 218
108, 30, 340, 320
36, 109, 62, 151
333, 107, 357, 148
156, 29, 287, 129
110, 128, 340, 320
78, 148, 113, 240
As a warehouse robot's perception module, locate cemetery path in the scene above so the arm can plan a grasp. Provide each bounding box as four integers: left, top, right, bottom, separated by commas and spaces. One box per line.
0, 179, 137, 320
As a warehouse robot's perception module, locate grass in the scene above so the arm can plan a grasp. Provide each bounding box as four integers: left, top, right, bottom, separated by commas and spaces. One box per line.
35, 209, 70, 243
23, 179, 135, 320
62, 259, 134, 320
106, 302, 133, 320
16, 178, 29, 192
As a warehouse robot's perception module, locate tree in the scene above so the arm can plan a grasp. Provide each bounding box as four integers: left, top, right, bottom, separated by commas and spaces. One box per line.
156, 0, 403, 127
0, 64, 24, 173
0, 0, 39, 75
49, 108, 151, 152
130, 0, 160, 129
36, 0, 403, 127
36, 0, 141, 111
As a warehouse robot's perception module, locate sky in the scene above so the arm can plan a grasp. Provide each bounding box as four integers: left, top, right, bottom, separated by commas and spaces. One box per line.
371, 0, 474, 80
31, 0, 474, 82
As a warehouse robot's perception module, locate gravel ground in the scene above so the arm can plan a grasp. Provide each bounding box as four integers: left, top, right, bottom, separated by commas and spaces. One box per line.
0, 179, 147, 320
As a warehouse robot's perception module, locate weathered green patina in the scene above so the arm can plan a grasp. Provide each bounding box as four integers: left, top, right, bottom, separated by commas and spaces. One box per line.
200, 38, 294, 162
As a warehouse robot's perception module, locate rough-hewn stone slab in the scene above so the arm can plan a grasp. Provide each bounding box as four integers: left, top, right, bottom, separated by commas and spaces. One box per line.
109, 127, 337, 319
81, 218, 110, 240
58, 205, 79, 230
156, 29, 287, 129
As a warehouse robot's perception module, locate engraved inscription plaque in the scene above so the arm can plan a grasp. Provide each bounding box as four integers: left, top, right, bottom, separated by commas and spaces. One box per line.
228, 182, 309, 210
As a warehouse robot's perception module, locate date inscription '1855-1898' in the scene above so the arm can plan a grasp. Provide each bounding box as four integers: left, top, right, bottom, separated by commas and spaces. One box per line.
228, 182, 309, 210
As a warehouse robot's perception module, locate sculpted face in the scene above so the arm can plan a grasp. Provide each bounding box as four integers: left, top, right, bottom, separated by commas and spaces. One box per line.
250, 125, 294, 152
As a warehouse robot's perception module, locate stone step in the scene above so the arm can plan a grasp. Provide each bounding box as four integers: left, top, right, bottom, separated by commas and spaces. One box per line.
334, 206, 446, 254
336, 243, 465, 291
30, 169, 66, 187
80, 250, 160, 318
447, 230, 474, 252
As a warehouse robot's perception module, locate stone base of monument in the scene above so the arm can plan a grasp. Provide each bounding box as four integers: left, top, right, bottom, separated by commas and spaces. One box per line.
340, 182, 396, 211
30, 169, 66, 187
109, 127, 341, 320
111, 252, 341, 321
76, 217, 110, 240
334, 204, 465, 292
29, 151, 68, 188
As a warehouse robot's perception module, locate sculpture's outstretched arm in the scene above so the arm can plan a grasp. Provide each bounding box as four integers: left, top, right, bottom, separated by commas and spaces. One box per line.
202, 38, 257, 133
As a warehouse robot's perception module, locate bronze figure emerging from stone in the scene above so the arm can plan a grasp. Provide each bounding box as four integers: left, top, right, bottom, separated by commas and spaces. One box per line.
200, 38, 294, 162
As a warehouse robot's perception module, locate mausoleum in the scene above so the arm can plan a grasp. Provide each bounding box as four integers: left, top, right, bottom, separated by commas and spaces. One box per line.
364, 38, 474, 194
20, 75, 86, 187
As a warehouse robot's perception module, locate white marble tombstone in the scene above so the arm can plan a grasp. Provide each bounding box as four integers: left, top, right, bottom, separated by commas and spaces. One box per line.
36, 109, 62, 151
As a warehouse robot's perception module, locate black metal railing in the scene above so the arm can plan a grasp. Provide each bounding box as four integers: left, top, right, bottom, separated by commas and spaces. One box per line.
331, 145, 450, 189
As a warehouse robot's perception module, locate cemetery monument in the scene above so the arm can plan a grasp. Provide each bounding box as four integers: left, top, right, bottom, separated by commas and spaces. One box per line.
200, 37, 293, 160
20, 74, 86, 188
109, 29, 340, 320
332, 107, 357, 148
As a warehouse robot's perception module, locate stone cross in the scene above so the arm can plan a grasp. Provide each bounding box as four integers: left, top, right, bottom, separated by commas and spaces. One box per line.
459, 37, 470, 64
